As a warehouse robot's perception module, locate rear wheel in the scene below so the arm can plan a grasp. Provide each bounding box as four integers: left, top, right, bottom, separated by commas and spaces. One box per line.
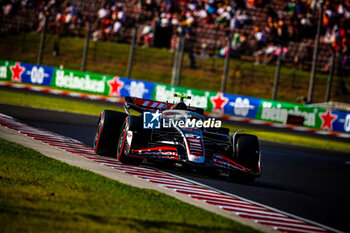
94, 110, 127, 157
229, 134, 260, 183
117, 116, 145, 165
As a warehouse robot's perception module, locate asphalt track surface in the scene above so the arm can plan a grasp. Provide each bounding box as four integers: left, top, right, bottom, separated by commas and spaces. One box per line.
1, 103, 350, 232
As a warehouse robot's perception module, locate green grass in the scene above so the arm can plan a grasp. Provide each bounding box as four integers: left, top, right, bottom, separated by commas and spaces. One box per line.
0, 88, 349, 153
0, 32, 349, 103
0, 137, 259, 233
0, 89, 123, 116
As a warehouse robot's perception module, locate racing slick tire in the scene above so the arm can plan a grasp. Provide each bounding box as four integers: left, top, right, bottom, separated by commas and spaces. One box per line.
229, 134, 260, 184
94, 110, 127, 157
117, 115, 147, 165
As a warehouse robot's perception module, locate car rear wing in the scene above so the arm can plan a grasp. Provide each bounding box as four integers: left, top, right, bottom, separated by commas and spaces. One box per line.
125, 96, 171, 112
124, 96, 204, 115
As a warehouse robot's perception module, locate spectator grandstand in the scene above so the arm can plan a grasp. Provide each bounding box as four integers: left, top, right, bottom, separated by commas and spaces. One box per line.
1, 0, 349, 72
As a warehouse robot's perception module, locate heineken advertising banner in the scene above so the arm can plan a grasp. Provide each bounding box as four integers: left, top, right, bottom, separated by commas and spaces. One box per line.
0, 59, 349, 134
223, 93, 261, 119
151, 84, 262, 119
52, 69, 155, 99
0, 60, 16, 81
333, 110, 350, 133
21, 63, 55, 86
151, 83, 214, 110
0, 60, 55, 86
118, 77, 154, 100
257, 100, 320, 128
53, 69, 108, 94
0, 60, 155, 98
256, 100, 350, 133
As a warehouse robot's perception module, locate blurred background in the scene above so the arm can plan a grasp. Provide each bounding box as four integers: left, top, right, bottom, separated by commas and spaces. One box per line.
0, 0, 349, 104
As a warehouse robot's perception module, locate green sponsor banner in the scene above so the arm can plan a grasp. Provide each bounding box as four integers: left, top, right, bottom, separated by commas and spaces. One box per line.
0, 60, 15, 81
257, 100, 323, 128
151, 83, 217, 111
52, 68, 114, 95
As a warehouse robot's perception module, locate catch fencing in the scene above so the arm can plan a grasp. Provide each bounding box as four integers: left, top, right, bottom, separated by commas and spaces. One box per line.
0, 24, 348, 105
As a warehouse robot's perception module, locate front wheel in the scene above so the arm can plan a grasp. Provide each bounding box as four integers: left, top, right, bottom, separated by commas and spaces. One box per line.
117, 116, 144, 165
94, 110, 126, 157
229, 134, 261, 183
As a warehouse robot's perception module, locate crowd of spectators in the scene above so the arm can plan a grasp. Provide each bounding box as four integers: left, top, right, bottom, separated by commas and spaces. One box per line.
1, 0, 350, 69
1, 0, 128, 40
281, 0, 350, 68
131, 0, 350, 68
2, 0, 87, 36
93, 2, 126, 41
219, 0, 350, 67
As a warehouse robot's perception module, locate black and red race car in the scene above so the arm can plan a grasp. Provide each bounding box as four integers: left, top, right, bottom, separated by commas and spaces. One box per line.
93, 94, 261, 183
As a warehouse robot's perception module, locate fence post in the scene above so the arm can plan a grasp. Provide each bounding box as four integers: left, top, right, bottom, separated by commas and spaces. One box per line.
272, 45, 283, 100
126, 24, 138, 79
171, 37, 180, 86
151, 22, 157, 47
308, 0, 324, 103
325, 48, 335, 102
221, 32, 232, 93
81, 21, 92, 72
37, 18, 47, 65
175, 31, 185, 86
171, 28, 185, 86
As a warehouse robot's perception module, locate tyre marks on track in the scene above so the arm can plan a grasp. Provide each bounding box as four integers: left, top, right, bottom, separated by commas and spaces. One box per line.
0, 114, 339, 233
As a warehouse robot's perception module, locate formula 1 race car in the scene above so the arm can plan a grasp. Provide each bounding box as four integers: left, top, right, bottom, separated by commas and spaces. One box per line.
94, 94, 261, 183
